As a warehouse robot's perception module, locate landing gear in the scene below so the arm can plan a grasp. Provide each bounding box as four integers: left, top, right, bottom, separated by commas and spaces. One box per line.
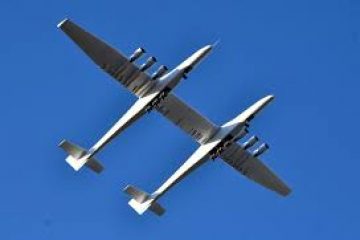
209, 146, 226, 160
209, 136, 235, 160
145, 89, 170, 113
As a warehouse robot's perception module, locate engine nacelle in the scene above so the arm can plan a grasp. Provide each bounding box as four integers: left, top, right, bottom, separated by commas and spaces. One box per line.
242, 135, 258, 150
233, 128, 248, 142
253, 143, 269, 157
140, 56, 157, 71
151, 65, 168, 80
129, 48, 145, 62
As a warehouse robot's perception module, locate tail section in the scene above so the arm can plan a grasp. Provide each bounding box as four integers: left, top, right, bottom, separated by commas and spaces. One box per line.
123, 185, 165, 216
58, 140, 104, 173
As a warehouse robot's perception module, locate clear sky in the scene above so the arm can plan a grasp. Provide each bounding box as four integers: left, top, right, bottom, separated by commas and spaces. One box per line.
0, 0, 359, 239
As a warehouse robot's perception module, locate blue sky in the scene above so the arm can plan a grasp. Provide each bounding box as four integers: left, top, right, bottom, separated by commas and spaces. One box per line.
0, 0, 359, 239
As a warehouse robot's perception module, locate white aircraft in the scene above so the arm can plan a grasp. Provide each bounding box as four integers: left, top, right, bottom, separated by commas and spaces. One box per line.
58, 19, 291, 216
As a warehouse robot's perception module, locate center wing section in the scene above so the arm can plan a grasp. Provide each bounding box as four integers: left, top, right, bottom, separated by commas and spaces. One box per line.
58, 19, 153, 97
156, 93, 219, 144
220, 143, 291, 196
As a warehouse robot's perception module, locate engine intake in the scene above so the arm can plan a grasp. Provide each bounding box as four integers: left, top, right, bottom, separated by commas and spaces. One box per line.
242, 136, 258, 150
140, 56, 157, 71
129, 48, 145, 62
253, 143, 269, 157
151, 65, 168, 79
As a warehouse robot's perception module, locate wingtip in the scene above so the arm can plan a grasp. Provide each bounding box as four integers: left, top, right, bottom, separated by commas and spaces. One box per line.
57, 18, 69, 29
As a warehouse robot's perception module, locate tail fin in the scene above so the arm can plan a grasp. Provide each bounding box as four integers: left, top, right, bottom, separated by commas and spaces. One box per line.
58, 140, 104, 173
123, 185, 165, 216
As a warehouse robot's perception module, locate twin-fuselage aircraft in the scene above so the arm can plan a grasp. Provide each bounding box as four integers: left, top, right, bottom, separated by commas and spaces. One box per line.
58, 19, 291, 216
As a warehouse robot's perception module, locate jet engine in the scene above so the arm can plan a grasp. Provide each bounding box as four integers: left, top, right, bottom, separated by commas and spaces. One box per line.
140, 57, 157, 71
233, 128, 248, 142
224, 128, 248, 148
129, 48, 145, 62
253, 143, 269, 157
242, 136, 258, 150
151, 65, 168, 79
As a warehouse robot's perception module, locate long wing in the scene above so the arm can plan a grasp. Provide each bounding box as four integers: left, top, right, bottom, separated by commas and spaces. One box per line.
156, 94, 219, 144
58, 19, 153, 97
220, 143, 291, 196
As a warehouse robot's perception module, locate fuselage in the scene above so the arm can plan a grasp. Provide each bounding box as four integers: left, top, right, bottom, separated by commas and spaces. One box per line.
143, 45, 212, 109
207, 120, 247, 159
150, 118, 248, 201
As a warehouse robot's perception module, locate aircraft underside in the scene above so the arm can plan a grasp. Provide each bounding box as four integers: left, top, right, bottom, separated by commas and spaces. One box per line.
57, 18, 291, 216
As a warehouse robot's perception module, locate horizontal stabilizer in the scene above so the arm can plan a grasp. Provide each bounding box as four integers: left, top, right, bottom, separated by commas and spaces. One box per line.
123, 185, 165, 216
149, 201, 166, 216
85, 158, 104, 173
59, 140, 85, 159
58, 140, 104, 173
124, 185, 149, 203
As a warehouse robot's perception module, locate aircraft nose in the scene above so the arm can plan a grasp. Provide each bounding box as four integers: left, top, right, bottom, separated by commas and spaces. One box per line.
197, 44, 213, 58
178, 44, 213, 73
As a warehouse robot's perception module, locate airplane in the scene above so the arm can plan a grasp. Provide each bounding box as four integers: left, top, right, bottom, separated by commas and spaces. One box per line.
57, 19, 291, 216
